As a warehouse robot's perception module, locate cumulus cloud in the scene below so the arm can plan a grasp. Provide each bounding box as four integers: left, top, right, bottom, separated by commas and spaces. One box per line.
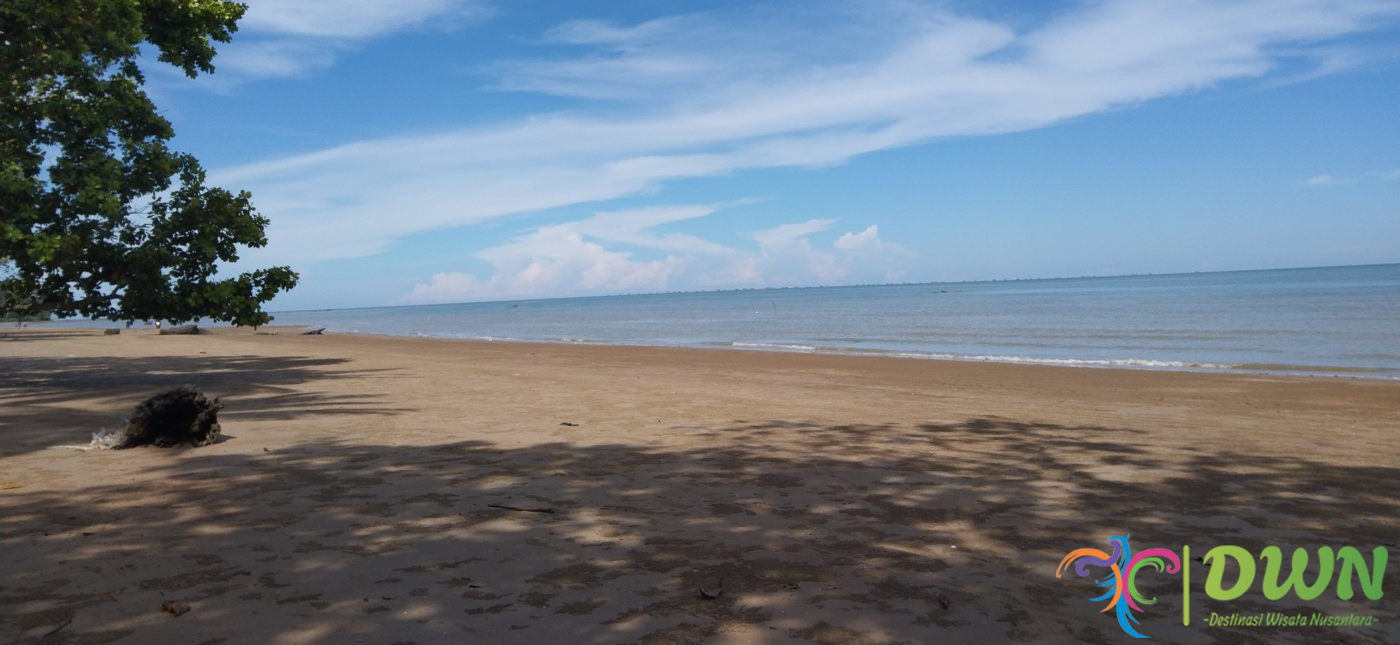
218, 0, 1400, 288
836, 225, 902, 253
402, 205, 728, 302
745, 221, 913, 286
400, 206, 913, 303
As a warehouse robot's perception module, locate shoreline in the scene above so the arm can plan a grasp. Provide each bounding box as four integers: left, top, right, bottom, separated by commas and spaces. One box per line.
346, 329, 1400, 381
3, 326, 1398, 643
22, 322, 1400, 381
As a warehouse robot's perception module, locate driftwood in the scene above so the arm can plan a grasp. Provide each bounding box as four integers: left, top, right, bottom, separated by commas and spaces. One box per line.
300, 326, 326, 335
103, 386, 223, 449
487, 503, 555, 514
158, 324, 199, 335
104, 328, 121, 335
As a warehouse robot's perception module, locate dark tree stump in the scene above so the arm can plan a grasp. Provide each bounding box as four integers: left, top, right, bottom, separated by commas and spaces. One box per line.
112, 386, 223, 448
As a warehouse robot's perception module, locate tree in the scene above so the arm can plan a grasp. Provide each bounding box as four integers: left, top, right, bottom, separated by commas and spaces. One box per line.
0, 0, 297, 327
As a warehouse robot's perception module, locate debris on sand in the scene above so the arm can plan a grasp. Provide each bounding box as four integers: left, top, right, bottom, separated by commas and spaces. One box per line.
42, 618, 72, 636
158, 324, 199, 335
699, 579, 725, 600
487, 503, 555, 514
62, 386, 222, 450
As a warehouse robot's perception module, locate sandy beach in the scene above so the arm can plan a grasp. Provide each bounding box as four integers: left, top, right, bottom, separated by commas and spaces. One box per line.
2, 326, 1397, 644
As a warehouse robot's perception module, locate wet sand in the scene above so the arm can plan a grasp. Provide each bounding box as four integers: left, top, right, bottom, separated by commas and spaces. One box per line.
2, 327, 1398, 643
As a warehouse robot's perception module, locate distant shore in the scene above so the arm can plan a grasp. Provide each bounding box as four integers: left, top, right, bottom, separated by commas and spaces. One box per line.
2, 326, 1397, 643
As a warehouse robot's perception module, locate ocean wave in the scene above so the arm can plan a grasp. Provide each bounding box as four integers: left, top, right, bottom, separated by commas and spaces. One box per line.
729, 342, 1241, 371
951, 355, 1237, 370
730, 341, 819, 352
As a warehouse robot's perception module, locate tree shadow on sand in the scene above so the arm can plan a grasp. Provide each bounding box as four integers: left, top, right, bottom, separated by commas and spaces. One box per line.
1, 417, 1396, 644
0, 352, 410, 458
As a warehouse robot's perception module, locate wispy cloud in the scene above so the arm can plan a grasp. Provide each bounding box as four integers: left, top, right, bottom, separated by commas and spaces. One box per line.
1304, 168, 1400, 186
400, 206, 911, 303
241, 0, 484, 38
489, 5, 925, 100
210, 0, 490, 80
213, 39, 340, 79
215, 0, 1400, 296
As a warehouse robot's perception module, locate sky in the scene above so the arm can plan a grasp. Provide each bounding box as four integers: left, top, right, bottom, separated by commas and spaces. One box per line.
143, 0, 1400, 311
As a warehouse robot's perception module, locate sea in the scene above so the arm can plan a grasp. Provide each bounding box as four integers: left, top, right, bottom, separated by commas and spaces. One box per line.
261, 263, 1400, 380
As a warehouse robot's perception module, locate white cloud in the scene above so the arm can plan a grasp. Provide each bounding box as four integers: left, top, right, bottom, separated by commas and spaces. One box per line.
241, 0, 484, 38
214, 39, 340, 79
490, 6, 925, 100
839, 225, 915, 283
835, 225, 889, 252
1305, 168, 1400, 186
743, 219, 849, 284
220, 0, 1400, 276
403, 205, 728, 302
749, 219, 841, 249
211, 0, 489, 80
400, 207, 914, 303
744, 220, 913, 286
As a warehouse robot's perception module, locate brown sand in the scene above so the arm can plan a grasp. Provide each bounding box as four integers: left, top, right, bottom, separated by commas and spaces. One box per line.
1, 327, 1397, 644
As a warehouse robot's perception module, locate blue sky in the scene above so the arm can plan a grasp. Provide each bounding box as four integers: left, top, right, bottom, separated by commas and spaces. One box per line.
146, 0, 1400, 310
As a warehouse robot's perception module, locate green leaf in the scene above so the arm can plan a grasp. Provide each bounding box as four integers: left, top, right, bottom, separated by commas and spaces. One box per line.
0, 0, 297, 325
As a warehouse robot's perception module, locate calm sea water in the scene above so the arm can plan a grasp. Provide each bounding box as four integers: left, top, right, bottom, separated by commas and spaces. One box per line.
266, 264, 1400, 379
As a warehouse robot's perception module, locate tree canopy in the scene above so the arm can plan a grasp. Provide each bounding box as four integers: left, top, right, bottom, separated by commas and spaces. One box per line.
1, 0, 297, 326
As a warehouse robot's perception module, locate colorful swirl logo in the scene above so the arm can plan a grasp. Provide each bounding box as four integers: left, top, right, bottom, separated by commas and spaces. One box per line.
1057, 535, 1182, 639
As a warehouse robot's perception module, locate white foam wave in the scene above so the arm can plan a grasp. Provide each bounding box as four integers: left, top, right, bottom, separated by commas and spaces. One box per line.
931, 354, 1233, 370
731, 342, 818, 352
